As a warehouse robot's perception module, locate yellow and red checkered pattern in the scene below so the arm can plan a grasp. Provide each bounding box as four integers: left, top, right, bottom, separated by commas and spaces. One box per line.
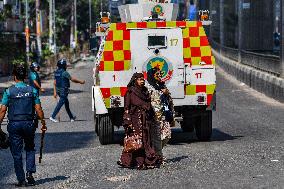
99, 29, 131, 71
99, 21, 216, 106
100, 87, 128, 108
99, 21, 215, 71
185, 84, 216, 104
182, 21, 215, 66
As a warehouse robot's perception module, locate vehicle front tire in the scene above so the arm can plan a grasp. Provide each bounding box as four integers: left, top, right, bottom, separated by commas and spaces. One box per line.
98, 114, 114, 145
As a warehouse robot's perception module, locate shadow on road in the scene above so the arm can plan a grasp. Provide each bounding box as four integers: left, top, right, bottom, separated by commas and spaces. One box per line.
112, 128, 243, 145
0, 176, 70, 188
39, 88, 84, 97
36, 131, 96, 154
169, 128, 243, 145
36, 175, 70, 185
0, 131, 95, 186
165, 155, 190, 163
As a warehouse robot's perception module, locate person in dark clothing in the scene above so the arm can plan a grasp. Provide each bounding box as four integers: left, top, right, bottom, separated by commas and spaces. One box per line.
118, 73, 162, 169
28, 62, 45, 95
29, 62, 45, 129
49, 59, 85, 123
0, 65, 46, 187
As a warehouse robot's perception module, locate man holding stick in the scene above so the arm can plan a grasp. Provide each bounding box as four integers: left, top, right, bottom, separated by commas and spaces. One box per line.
0, 65, 46, 187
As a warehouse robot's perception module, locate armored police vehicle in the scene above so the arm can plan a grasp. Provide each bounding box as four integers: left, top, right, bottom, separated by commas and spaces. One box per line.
92, 0, 216, 144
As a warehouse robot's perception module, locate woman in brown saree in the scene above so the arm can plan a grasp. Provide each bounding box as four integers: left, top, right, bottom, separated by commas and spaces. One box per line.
117, 73, 162, 169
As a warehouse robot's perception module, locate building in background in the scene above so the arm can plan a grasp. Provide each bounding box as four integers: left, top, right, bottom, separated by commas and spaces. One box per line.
0, 0, 24, 76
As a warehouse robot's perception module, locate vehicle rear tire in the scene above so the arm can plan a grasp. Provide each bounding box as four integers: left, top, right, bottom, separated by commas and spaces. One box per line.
195, 111, 212, 141
98, 115, 114, 145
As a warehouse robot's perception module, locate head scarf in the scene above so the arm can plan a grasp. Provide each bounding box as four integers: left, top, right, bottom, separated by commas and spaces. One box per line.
147, 67, 165, 90
127, 73, 150, 101
127, 72, 144, 88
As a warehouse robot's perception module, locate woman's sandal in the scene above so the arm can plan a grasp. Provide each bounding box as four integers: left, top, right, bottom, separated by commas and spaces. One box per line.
146, 165, 155, 169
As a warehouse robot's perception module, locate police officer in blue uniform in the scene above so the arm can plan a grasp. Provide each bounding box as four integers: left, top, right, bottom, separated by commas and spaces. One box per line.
29, 62, 45, 95
29, 62, 45, 129
49, 59, 85, 122
0, 65, 46, 187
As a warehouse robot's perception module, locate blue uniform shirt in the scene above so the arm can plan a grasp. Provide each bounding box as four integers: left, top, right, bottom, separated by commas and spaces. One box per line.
29, 71, 41, 94
29, 72, 37, 81
55, 71, 71, 93
1, 82, 41, 106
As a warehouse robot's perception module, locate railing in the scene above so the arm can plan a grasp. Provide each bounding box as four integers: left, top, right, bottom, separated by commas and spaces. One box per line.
221, 45, 239, 62
210, 39, 220, 52
241, 50, 280, 76
210, 40, 281, 77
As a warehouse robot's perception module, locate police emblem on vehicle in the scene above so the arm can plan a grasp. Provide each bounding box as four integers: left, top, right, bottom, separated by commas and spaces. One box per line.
151, 5, 164, 16
142, 56, 173, 82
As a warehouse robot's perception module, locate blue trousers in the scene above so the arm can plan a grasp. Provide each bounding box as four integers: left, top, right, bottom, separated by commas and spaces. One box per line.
51, 91, 74, 119
7, 121, 36, 182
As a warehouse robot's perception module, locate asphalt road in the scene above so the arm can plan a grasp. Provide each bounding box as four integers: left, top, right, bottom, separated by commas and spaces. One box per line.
0, 60, 283, 189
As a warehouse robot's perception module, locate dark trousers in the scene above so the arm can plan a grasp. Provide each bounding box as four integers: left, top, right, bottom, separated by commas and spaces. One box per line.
51, 91, 74, 119
151, 121, 162, 156
7, 121, 36, 182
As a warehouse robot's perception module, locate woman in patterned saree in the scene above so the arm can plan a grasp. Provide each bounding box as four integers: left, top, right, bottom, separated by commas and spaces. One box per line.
146, 67, 174, 158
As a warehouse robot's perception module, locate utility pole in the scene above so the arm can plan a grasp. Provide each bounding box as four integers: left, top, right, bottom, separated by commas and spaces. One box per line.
49, 0, 56, 53
74, 0, 77, 48
53, 0, 56, 53
89, 0, 92, 35
70, 1, 74, 48
49, 0, 53, 52
25, 0, 30, 63
36, 0, 42, 62
280, 0, 284, 78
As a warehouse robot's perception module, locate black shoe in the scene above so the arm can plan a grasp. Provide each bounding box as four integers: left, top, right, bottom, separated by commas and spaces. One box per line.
15, 180, 27, 187
26, 172, 35, 186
